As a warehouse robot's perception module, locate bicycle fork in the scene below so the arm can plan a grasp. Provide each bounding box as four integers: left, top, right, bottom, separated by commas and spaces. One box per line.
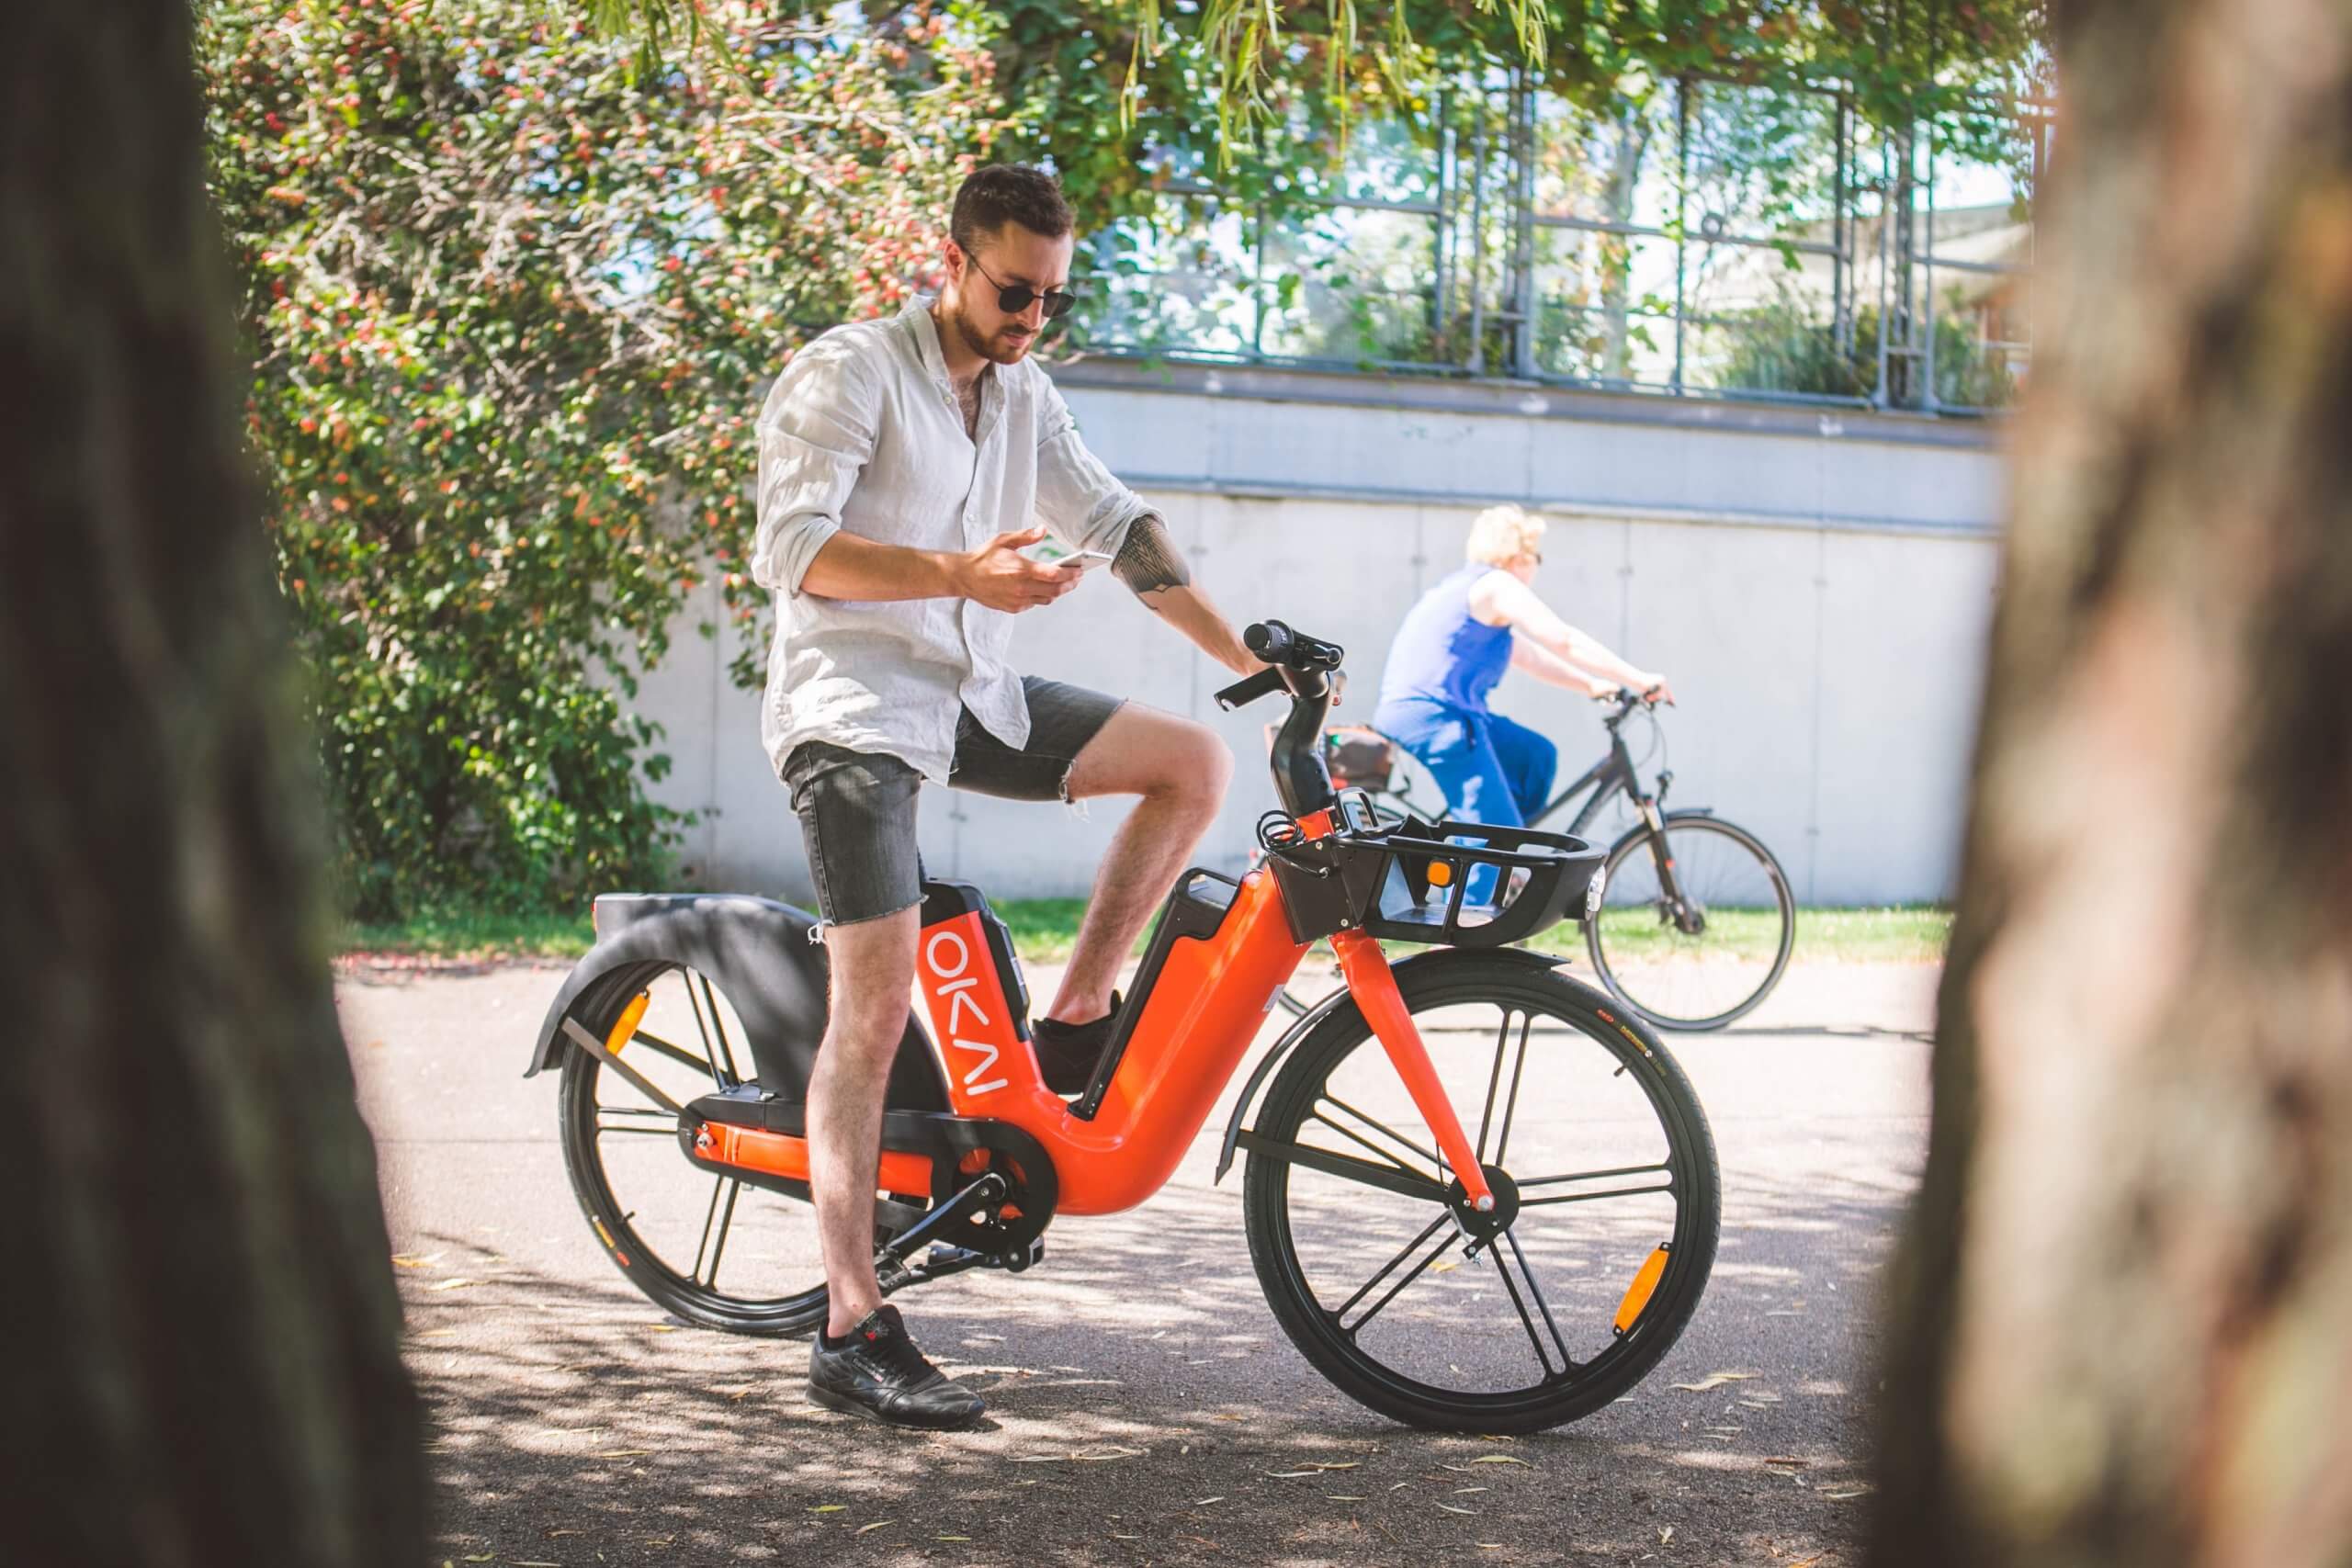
1635, 795, 1705, 936
1330, 931, 1498, 1213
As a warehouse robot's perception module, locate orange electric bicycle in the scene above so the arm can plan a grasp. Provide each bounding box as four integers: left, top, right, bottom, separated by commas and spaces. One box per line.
526, 621, 1719, 1432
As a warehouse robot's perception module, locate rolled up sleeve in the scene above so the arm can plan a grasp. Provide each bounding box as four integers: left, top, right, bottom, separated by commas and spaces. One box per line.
752, 337, 878, 598
1032, 377, 1151, 558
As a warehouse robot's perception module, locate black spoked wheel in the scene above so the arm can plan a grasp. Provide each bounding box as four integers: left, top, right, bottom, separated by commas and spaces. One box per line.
556, 963, 828, 1337
1587, 814, 1795, 1031
1243, 953, 1718, 1433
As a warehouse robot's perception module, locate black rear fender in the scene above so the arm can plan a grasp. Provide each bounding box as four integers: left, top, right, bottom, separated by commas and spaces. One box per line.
525, 893, 948, 1111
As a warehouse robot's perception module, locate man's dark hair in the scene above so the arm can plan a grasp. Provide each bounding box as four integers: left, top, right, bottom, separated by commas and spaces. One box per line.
950, 164, 1074, 258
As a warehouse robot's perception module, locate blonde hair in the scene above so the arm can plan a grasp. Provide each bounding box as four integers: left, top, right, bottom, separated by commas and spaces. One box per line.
1464, 503, 1546, 568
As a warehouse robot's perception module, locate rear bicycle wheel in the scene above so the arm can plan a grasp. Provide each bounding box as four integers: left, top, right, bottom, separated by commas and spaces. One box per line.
1243, 953, 1718, 1432
1588, 814, 1795, 1031
556, 963, 830, 1336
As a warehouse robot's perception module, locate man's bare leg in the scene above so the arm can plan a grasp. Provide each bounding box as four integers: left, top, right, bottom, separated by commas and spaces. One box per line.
1046, 703, 1233, 1023
805, 904, 919, 1337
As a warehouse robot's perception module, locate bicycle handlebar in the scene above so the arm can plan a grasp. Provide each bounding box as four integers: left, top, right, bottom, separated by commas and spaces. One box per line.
1218, 620, 1347, 817
1246, 619, 1344, 673
1215, 667, 1286, 711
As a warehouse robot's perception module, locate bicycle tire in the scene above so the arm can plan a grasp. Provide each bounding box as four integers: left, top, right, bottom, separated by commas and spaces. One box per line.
557, 964, 830, 1337
1587, 814, 1795, 1032
1243, 952, 1719, 1432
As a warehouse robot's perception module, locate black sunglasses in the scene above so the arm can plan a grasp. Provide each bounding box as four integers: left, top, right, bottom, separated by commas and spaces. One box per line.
967, 255, 1079, 321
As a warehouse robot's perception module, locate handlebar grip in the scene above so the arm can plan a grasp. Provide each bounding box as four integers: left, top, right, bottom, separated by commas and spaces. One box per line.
1245, 619, 1344, 672
1215, 667, 1287, 711
1244, 621, 1292, 663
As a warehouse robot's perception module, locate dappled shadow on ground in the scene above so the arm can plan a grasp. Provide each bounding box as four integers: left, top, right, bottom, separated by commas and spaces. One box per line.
350, 957, 1924, 1566
403, 1155, 1894, 1568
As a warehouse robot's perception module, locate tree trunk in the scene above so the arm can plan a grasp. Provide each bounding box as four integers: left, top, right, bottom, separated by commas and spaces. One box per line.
0, 1, 424, 1562
1873, 2, 2352, 1564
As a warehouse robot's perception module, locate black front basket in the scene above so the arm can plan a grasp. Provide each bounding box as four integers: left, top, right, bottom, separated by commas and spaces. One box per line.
1360, 815, 1606, 948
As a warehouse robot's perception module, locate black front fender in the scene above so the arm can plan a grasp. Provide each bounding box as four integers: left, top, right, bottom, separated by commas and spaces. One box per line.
525, 894, 948, 1111
1213, 945, 1566, 1182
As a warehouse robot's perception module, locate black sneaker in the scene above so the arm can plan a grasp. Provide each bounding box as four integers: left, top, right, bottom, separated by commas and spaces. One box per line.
807, 1306, 985, 1430
1031, 992, 1121, 1095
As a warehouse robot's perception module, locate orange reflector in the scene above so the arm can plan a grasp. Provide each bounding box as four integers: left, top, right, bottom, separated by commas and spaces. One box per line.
1426, 860, 1454, 887
1613, 1244, 1671, 1335
604, 991, 650, 1056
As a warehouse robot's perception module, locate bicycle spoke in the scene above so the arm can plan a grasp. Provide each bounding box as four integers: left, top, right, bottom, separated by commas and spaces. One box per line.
1332, 1212, 1451, 1321
1317, 1100, 1439, 1184
1475, 1010, 1512, 1161
692, 1177, 741, 1289
1521, 1183, 1677, 1206
1338, 1218, 1461, 1338
683, 972, 734, 1088
1493, 1226, 1577, 1379
1491, 1013, 1532, 1168
596, 1104, 682, 1138
1315, 1094, 1442, 1176
1517, 1161, 1673, 1189
619, 1029, 715, 1080
698, 973, 740, 1082
691, 1175, 742, 1286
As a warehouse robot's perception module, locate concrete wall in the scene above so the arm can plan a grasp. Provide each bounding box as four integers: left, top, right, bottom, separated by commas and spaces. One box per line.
628, 365, 2005, 908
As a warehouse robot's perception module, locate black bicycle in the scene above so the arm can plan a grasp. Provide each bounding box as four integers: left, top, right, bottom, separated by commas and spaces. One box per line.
1283, 691, 1795, 1030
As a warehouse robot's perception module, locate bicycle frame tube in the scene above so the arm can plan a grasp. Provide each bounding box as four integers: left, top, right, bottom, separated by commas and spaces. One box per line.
911, 867, 1314, 1214
1531, 732, 1637, 837
893, 832, 1497, 1217
1329, 930, 1498, 1211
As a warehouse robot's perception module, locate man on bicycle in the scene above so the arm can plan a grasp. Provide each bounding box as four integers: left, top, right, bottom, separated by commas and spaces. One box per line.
752, 164, 1261, 1428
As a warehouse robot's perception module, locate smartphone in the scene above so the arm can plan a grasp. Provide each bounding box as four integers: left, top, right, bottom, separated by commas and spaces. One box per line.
1021, 539, 1114, 571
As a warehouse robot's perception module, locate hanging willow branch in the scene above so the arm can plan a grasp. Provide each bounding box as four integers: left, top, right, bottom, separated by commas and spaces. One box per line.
574, 0, 1548, 161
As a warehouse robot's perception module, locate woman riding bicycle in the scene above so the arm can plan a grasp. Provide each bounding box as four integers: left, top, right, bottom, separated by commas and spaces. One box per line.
1372, 505, 1673, 875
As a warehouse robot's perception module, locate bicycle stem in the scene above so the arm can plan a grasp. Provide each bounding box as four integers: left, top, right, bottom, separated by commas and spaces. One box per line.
1329, 930, 1498, 1213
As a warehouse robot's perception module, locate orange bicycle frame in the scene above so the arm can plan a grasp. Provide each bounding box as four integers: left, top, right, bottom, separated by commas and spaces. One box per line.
902, 809, 1496, 1216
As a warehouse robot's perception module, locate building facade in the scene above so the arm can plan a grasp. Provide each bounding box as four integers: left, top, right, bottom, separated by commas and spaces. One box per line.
628, 357, 2004, 908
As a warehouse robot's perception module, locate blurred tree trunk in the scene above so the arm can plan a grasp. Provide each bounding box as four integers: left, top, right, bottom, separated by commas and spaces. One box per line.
1872, 2, 2352, 1565
0, 1, 424, 1562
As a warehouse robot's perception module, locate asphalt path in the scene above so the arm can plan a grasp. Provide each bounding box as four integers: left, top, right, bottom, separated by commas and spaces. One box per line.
344, 955, 1933, 1568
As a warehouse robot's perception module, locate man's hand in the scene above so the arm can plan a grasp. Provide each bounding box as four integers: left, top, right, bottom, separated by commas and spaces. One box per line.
954, 525, 1082, 614
1636, 673, 1678, 706
1589, 679, 1625, 703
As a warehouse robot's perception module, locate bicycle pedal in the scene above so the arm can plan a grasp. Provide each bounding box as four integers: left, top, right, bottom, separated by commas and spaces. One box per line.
999, 1237, 1046, 1274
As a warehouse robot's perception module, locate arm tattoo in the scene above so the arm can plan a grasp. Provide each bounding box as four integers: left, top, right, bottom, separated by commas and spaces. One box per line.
1112, 513, 1193, 600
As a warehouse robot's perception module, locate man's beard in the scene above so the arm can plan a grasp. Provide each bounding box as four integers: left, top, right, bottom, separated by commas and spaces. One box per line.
948, 301, 1035, 366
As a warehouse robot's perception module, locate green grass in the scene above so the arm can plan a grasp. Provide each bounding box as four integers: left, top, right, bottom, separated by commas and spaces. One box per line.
338, 899, 1951, 967
338, 907, 595, 964
1566, 905, 1952, 964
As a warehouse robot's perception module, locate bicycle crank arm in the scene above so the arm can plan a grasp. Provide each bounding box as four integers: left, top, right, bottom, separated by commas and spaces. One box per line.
879, 1236, 1047, 1295
873, 1170, 1008, 1282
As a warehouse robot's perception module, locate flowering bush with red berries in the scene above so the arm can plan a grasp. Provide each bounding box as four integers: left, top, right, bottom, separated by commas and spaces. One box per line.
202, 0, 1008, 918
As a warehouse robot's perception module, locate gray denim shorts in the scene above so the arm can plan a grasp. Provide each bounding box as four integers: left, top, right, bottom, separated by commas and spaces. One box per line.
783, 677, 1124, 926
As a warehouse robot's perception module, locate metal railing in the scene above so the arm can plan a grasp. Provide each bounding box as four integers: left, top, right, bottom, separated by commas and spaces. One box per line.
1069, 75, 2048, 416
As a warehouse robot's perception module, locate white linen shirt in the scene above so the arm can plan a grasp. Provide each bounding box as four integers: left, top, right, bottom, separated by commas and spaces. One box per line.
751, 296, 1152, 783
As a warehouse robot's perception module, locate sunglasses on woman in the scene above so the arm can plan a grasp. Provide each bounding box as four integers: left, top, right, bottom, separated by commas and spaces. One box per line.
967, 256, 1080, 321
